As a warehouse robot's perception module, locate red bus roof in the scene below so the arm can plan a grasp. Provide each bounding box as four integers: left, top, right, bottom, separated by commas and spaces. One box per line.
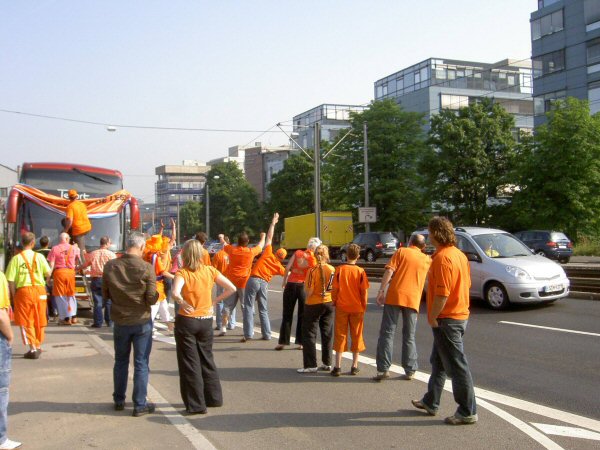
21, 162, 123, 179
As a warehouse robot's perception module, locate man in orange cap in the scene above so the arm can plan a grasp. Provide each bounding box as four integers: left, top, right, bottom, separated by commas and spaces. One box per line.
241, 213, 286, 342
63, 189, 92, 258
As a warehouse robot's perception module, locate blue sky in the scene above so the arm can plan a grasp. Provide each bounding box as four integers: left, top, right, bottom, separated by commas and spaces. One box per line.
1, 1, 537, 202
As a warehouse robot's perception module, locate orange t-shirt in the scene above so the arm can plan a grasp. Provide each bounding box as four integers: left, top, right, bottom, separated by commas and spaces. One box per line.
250, 245, 286, 282
385, 246, 431, 311
427, 245, 471, 320
332, 264, 369, 313
287, 250, 317, 283
212, 250, 229, 274
305, 263, 335, 305
224, 244, 262, 288
202, 251, 211, 266
177, 265, 220, 318
66, 200, 92, 236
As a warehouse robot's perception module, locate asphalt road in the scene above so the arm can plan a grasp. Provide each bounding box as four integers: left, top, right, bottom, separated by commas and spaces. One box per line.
265, 282, 600, 420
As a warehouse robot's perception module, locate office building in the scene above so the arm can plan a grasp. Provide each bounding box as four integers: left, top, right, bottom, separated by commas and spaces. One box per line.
207, 146, 246, 172
155, 161, 209, 226
292, 104, 368, 149
243, 143, 295, 202
531, 0, 600, 126
374, 57, 534, 133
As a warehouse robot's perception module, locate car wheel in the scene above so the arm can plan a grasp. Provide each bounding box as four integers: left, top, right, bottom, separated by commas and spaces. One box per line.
559, 257, 570, 264
485, 282, 510, 310
365, 250, 376, 262
535, 250, 547, 257
340, 251, 347, 262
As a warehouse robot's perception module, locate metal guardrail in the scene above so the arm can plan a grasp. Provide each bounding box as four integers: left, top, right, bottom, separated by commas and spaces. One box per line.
332, 261, 600, 295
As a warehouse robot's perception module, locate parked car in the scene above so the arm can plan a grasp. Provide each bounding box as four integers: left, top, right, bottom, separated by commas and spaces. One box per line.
206, 242, 224, 255
339, 232, 398, 262
411, 227, 570, 310
513, 230, 573, 264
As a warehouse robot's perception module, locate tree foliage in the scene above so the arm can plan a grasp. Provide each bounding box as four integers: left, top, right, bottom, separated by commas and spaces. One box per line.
511, 97, 600, 240
206, 162, 262, 240
266, 153, 314, 219
422, 99, 516, 225
324, 99, 429, 234
179, 201, 204, 240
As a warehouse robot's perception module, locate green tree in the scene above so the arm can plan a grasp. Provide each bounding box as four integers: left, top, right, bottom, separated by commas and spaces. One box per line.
206, 162, 262, 240
511, 97, 600, 240
266, 153, 314, 219
422, 98, 517, 225
324, 99, 429, 234
179, 201, 203, 240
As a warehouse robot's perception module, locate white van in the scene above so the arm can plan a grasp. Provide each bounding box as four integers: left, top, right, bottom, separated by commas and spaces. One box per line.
412, 227, 570, 310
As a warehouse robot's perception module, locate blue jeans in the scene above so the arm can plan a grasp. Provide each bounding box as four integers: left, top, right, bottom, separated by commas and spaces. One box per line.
91, 278, 112, 326
113, 321, 153, 409
222, 288, 244, 326
375, 304, 418, 373
422, 319, 477, 418
0, 335, 12, 445
215, 285, 236, 329
242, 277, 271, 339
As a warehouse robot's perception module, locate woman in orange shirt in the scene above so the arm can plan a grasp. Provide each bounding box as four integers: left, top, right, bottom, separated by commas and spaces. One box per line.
171, 240, 235, 415
297, 245, 335, 373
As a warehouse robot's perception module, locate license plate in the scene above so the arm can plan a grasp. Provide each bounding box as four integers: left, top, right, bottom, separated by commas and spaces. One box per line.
558, 244, 566, 248
544, 284, 562, 293
76, 286, 86, 293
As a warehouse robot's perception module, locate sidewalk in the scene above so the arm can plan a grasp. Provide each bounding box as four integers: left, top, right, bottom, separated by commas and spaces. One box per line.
7, 319, 538, 450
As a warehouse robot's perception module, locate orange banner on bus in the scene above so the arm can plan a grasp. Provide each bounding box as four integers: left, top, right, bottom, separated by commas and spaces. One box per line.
12, 184, 133, 218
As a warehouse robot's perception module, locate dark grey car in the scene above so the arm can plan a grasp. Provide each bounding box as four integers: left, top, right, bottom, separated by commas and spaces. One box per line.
339, 232, 398, 262
513, 230, 573, 264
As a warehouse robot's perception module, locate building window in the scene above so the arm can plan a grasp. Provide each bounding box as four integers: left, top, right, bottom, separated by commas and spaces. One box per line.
533, 49, 565, 78
0, 187, 7, 197
414, 71, 421, 84
538, 0, 560, 9
585, 0, 600, 31
440, 94, 469, 110
531, 9, 563, 40
397, 77, 404, 90
533, 90, 566, 116
420, 67, 429, 82
587, 38, 600, 66
589, 81, 600, 115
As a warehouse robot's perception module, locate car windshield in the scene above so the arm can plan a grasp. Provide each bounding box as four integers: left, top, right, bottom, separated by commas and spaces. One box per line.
471, 233, 533, 258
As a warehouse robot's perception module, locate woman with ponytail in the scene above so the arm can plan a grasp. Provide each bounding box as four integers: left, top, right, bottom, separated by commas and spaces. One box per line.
297, 245, 335, 373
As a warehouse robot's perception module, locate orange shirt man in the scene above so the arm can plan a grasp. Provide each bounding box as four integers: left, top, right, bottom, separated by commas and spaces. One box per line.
331, 243, 369, 376
217, 230, 266, 335
413, 216, 477, 425
241, 213, 285, 342
374, 234, 431, 380
63, 189, 92, 255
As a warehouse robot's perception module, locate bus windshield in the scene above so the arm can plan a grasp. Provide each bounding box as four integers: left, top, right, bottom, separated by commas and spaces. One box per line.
21, 168, 122, 198
21, 202, 123, 252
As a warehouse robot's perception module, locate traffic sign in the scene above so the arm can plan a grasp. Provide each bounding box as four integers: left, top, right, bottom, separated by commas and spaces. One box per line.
359, 207, 376, 223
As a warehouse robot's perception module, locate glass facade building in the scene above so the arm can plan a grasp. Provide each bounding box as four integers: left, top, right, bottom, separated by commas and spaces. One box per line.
531, 0, 600, 126
292, 104, 368, 149
373, 58, 533, 133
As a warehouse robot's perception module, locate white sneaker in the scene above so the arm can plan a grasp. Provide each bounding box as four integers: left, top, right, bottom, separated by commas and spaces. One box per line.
297, 367, 318, 373
318, 365, 332, 371
0, 439, 22, 449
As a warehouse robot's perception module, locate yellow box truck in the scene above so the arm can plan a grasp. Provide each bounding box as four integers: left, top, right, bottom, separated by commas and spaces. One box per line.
280, 211, 354, 258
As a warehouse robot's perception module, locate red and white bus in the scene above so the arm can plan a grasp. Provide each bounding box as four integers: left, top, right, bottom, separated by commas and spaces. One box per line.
4, 161, 140, 266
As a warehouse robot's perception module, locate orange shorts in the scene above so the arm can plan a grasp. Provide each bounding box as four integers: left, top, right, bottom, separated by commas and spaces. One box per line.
333, 309, 365, 353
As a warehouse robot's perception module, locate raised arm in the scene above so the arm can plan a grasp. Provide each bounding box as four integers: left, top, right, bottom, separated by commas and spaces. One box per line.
169, 218, 176, 245
265, 212, 279, 247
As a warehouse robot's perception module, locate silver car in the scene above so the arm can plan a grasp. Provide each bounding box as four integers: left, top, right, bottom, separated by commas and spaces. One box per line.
413, 227, 570, 310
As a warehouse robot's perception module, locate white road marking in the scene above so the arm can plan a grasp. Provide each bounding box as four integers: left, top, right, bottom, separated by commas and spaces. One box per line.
267, 289, 283, 293
499, 321, 600, 337
89, 334, 216, 450
531, 423, 600, 441
133, 318, 600, 448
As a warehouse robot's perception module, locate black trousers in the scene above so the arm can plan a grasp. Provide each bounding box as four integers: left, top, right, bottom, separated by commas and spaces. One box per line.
278, 282, 305, 345
301, 302, 334, 368
174, 315, 223, 413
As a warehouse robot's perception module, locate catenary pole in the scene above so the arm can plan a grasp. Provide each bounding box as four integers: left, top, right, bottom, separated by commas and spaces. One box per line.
314, 122, 321, 239
364, 121, 370, 232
